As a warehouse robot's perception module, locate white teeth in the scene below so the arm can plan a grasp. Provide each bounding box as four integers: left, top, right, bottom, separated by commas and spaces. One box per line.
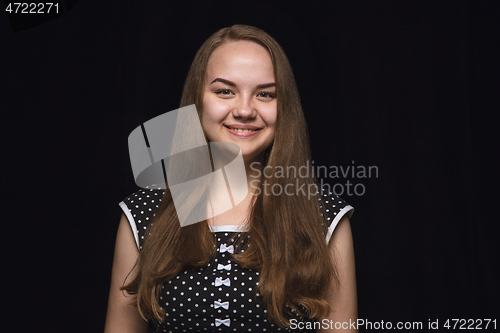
230, 128, 256, 133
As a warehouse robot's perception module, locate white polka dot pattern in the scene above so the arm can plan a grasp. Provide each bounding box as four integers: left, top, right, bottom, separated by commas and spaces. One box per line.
118, 186, 353, 332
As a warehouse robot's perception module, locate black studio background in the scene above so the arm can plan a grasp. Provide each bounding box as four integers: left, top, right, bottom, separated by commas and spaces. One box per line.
1, 1, 498, 332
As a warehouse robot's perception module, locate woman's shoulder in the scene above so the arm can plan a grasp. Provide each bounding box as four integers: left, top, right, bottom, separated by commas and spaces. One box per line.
118, 187, 165, 250
318, 184, 354, 244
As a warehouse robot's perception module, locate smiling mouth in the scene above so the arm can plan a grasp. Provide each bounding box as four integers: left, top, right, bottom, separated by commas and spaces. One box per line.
224, 126, 261, 133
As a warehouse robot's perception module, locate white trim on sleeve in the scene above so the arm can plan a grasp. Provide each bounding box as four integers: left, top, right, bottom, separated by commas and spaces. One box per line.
325, 205, 354, 244
119, 201, 140, 250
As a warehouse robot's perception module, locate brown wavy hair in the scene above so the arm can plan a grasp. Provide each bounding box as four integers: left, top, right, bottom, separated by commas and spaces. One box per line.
122, 24, 338, 328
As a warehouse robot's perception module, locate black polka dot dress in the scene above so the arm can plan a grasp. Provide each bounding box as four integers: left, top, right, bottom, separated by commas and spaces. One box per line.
119, 187, 354, 333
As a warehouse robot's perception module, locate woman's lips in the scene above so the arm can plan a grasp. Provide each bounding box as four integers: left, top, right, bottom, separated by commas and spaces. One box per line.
224, 125, 262, 138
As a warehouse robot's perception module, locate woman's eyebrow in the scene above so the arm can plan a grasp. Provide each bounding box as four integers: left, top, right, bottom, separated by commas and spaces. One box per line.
256, 82, 276, 89
210, 78, 276, 89
210, 78, 236, 86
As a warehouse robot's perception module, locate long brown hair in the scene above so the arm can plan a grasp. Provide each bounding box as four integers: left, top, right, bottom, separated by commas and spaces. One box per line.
123, 24, 338, 328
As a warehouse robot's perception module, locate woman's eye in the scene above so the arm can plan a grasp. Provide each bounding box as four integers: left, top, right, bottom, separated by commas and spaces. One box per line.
215, 89, 233, 95
257, 91, 276, 99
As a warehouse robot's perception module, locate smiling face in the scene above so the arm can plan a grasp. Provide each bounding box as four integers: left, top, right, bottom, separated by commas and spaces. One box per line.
201, 40, 277, 165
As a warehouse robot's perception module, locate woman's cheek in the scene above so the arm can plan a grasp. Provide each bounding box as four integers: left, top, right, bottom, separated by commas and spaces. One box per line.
262, 105, 278, 127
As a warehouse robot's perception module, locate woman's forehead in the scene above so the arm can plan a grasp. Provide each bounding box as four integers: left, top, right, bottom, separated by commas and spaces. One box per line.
206, 41, 275, 84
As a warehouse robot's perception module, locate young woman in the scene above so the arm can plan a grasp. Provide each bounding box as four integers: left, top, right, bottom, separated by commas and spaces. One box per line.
104, 25, 357, 333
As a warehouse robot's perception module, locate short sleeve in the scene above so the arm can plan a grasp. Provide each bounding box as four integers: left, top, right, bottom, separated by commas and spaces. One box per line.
118, 188, 165, 250
319, 186, 354, 244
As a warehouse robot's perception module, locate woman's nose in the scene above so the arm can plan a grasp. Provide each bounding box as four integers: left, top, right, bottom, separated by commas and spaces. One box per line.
233, 97, 256, 119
